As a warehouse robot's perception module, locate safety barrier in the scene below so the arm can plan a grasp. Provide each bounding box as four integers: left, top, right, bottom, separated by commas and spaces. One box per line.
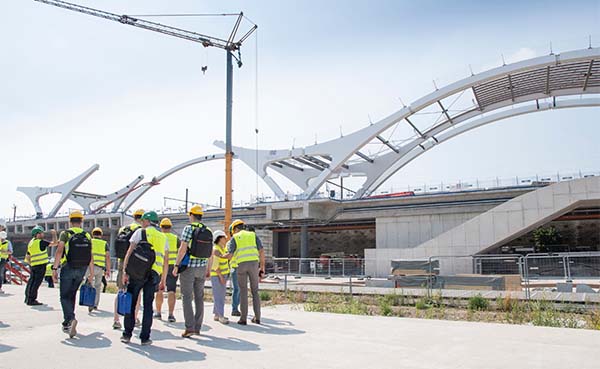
271, 257, 368, 278
5, 256, 31, 285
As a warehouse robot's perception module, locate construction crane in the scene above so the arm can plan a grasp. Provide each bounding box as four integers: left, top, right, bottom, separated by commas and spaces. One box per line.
34, 0, 257, 233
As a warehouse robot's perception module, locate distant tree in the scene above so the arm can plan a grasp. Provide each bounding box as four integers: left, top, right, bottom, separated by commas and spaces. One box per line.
533, 226, 561, 253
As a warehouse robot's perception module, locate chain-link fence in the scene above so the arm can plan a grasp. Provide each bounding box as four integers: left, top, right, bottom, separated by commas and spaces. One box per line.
272, 257, 368, 278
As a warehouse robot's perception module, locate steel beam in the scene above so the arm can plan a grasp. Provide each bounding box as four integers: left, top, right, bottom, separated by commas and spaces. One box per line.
376, 135, 400, 153
355, 151, 374, 163
583, 59, 594, 91
437, 100, 453, 124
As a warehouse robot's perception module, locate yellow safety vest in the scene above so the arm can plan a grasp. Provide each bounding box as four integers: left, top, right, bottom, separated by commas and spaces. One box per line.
0, 240, 9, 259
92, 238, 108, 268
188, 223, 212, 260
145, 227, 167, 276
164, 232, 178, 265
232, 230, 259, 265
120, 222, 141, 234
210, 243, 230, 277
60, 227, 91, 265
27, 238, 49, 267
45, 263, 53, 277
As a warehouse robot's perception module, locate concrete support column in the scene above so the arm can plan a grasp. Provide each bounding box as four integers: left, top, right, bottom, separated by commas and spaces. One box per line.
300, 225, 309, 273
109, 229, 118, 258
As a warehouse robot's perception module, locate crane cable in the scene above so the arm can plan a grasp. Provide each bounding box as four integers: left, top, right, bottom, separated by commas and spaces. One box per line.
254, 29, 260, 202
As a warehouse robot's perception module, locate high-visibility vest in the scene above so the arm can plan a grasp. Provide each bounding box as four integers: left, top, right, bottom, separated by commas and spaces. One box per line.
210, 243, 230, 277
145, 227, 167, 275
60, 227, 91, 265
164, 232, 178, 265
232, 230, 259, 265
188, 223, 211, 260
92, 238, 108, 268
45, 263, 53, 277
0, 240, 9, 259
27, 238, 49, 267
120, 222, 141, 234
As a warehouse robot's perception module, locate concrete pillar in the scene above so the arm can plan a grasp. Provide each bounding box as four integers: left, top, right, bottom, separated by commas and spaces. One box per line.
300, 225, 309, 273
109, 229, 117, 258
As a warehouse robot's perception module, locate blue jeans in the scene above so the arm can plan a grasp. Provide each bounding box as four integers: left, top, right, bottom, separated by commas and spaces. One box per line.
124, 271, 159, 341
59, 264, 87, 324
231, 268, 240, 313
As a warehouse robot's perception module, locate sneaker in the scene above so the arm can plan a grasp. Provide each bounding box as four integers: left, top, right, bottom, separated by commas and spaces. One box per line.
167, 315, 176, 323
231, 310, 241, 317
88, 306, 94, 313
181, 330, 194, 338
120, 335, 131, 344
213, 315, 219, 321
193, 330, 200, 336
62, 322, 70, 333
69, 319, 78, 338
28, 300, 43, 306
141, 339, 153, 346
219, 317, 230, 325
153, 312, 162, 320
112, 321, 122, 330
237, 319, 247, 326
135, 318, 141, 327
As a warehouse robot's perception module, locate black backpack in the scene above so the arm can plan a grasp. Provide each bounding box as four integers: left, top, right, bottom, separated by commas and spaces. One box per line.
66, 230, 92, 267
115, 225, 137, 259
125, 230, 156, 281
189, 224, 213, 258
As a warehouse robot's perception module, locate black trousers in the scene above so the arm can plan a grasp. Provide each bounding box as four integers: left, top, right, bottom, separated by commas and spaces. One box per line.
25, 264, 46, 304
45, 276, 55, 288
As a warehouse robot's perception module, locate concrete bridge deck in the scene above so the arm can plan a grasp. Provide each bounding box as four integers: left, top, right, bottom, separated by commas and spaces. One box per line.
1, 284, 599, 369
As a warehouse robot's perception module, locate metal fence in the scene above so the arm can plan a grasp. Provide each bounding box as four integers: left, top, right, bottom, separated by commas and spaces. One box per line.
271, 257, 368, 278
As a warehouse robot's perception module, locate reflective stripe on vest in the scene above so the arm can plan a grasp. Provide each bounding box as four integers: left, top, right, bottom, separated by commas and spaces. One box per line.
0, 241, 9, 259
232, 230, 259, 264
45, 263, 53, 277
28, 238, 48, 266
146, 227, 167, 275
188, 223, 211, 260
61, 227, 91, 265
165, 233, 178, 265
210, 243, 230, 277
91, 238, 107, 268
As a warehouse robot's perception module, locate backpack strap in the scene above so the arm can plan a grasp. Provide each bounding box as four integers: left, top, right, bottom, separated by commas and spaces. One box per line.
141, 229, 147, 243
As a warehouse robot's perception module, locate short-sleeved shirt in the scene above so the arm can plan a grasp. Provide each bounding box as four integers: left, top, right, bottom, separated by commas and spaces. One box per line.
227, 232, 263, 254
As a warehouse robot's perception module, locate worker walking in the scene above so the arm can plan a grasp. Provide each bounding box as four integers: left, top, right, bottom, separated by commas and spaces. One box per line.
173, 205, 213, 338
121, 211, 169, 346
86, 227, 111, 312
24, 226, 57, 305
227, 220, 265, 325
45, 261, 55, 288
51, 211, 94, 338
0, 231, 13, 294
207, 230, 230, 324
154, 217, 179, 322
112, 209, 144, 330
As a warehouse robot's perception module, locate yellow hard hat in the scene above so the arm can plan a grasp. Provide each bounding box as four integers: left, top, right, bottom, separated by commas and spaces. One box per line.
133, 209, 145, 217
160, 218, 173, 228
229, 219, 245, 235
69, 210, 84, 220
92, 227, 103, 236
189, 205, 204, 216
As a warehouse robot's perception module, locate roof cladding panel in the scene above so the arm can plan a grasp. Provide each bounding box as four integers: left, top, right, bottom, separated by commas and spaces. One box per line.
472, 60, 598, 108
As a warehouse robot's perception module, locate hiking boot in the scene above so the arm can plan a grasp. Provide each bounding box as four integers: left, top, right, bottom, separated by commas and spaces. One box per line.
141, 339, 153, 346
69, 319, 78, 338
112, 320, 122, 330
153, 312, 162, 320
135, 318, 141, 327
237, 319, 247, 326
219, 317, 230, 325
231, 310, 241, 317
193, 330, 201, 336
120, 335, 131, 344
251, 317, 260, 325
167, 315, 176, 323
181, 330, 194, 338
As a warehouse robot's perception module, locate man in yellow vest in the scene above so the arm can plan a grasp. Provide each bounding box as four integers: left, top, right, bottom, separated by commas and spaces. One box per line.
112, 209, 144, 330
121, 211, 168, 346
172, 205, 210, 338
154, 217, 179, 322
86, 227, 111, 312
25, 226, 57, 305
45, 259, 55, 288
227, 219, 265, 325
52, 210, 94, 338
0, 230, 13, 294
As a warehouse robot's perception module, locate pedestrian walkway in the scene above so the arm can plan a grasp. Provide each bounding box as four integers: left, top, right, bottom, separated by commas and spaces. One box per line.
0, 284, 599, 369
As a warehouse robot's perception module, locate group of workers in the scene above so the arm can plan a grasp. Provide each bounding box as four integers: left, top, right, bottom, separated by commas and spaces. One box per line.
11, 205, 265, 345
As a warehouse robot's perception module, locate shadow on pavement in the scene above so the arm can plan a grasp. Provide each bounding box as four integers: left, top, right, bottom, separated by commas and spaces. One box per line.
89, 309, 113, 318
195, 334, 260, 351
0, 344, 16, 353
261, 317, 296, 327
228, 321, 305, 336
0, 321, 10, 329
62, 332, 112, 349
126, 345, 206, 363
31, 304, 54, 312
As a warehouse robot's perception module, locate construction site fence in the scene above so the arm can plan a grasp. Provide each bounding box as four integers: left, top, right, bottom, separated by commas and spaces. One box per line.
271, 257, 368, 278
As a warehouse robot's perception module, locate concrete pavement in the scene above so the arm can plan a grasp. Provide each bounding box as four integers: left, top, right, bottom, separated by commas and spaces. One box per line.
0, 283, 599, 369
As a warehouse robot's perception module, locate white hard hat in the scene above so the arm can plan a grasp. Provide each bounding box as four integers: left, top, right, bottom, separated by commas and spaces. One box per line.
0, 231, 6, 239
213, 230, 226, 243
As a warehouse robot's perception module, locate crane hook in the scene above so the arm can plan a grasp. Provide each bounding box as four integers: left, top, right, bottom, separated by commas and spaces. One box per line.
201, 65, 208, 75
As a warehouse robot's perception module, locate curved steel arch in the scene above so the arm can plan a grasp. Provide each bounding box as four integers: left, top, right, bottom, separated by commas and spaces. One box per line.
228, 47, 599, 199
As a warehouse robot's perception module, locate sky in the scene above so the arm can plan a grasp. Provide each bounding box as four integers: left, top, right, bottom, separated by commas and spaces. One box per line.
1, 0, 599, 220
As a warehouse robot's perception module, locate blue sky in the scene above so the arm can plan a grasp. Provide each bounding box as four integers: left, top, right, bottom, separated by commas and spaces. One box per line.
1, 0, 599, 219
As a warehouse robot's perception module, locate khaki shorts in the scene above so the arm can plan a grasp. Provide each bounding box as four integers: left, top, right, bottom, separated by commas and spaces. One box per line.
116, 260, 125, 289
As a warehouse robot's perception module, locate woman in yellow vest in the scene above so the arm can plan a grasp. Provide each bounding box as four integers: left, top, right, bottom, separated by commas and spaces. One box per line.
154, 217, 179, 322
86, 227, 111, 312
0, 230, 13, 294
25, 226, 58, 306
207, 230, 230, 324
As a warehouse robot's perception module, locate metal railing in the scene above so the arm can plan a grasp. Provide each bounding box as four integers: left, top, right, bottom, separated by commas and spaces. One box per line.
272, 257, 368, 278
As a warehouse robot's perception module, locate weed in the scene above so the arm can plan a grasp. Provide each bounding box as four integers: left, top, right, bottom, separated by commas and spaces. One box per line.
259, 290, 272, 301
415, 296, 431, 310
468, 294, 489, 311
378, 297, 393, 316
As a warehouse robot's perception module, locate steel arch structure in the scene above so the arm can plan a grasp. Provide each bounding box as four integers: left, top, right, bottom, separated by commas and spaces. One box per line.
225, 47, 599, 200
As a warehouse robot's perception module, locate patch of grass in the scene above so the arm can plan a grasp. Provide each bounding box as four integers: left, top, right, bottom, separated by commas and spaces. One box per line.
586, 310, 600, 330
305, 295, 369, 316
378, 297, 393, 316
415, 296, 431, 310
468, 294, 489, 311
259, 290, 272, 301
381, 293, 405, 307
